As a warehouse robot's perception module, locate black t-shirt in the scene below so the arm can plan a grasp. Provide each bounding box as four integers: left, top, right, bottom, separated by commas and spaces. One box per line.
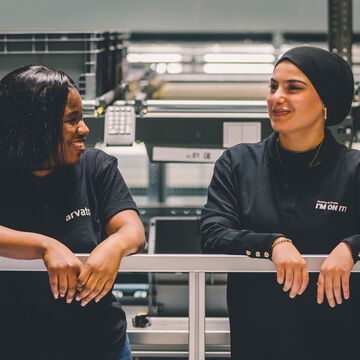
0, 149, 137, 354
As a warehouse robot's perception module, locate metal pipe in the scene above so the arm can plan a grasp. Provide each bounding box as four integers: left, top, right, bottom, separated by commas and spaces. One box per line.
189, 272, 206, 360
1, 254, 360, 272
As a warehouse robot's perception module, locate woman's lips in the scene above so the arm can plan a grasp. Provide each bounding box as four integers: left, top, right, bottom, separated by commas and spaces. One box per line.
271, 108, 291, 117
71, 140, 86, 153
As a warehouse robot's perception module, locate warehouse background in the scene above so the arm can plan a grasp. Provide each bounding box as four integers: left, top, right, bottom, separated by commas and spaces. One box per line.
0, 0, 347, 33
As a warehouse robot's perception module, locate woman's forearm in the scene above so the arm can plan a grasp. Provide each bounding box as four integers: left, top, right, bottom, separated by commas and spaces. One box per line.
104, 223, 145, 257
0, 225, 50, 259
104, 210, 146, 257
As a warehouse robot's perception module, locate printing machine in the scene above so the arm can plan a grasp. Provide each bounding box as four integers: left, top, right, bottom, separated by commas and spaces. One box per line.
103, 99, 354, 161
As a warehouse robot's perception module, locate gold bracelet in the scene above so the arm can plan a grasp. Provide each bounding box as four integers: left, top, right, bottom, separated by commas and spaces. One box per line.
272, 238, 293, 248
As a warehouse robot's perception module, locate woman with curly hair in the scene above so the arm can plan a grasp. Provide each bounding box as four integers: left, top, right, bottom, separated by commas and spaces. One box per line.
0, 65, 145, 360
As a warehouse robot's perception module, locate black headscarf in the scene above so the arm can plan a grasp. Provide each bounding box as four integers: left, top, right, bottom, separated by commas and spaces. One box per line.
275, 46, 354, 126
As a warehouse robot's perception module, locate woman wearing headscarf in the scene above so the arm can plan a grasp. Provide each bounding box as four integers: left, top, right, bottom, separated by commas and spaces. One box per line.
201, 46, 359, 359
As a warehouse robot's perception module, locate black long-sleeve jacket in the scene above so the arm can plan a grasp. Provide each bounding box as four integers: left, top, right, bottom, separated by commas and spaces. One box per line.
201, 130, 360, 263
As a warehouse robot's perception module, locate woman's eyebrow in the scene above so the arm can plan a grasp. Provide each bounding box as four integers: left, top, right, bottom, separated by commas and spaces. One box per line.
270, 78, 308, 86
285, 79, 308, 86
65, 110, 81, 117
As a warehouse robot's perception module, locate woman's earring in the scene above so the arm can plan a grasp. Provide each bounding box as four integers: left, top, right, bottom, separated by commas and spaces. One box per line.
324, 107, 327, 120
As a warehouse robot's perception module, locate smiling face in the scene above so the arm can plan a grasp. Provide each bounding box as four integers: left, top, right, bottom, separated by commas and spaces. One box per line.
267, 60, 325, 136
60, 87, 89, 165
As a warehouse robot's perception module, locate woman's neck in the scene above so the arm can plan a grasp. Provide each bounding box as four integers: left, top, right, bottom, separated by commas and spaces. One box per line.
278, 129, 325, 153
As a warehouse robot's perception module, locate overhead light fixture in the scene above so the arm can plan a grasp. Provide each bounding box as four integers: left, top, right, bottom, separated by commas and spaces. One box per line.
127, 53, 183, 63
167, 63, 183, 74
203, 63, 273, 74
203, 53, 275, 63
156, 63, 167, 74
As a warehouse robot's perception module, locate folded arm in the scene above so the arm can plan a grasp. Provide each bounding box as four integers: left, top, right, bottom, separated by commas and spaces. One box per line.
76, 209, 145, 306
0, 225, 83, 302
201, 152, 308, 297
200, 153, 284, 258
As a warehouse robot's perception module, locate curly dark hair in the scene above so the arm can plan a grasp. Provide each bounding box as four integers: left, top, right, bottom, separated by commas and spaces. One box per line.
0, 65, 76, 170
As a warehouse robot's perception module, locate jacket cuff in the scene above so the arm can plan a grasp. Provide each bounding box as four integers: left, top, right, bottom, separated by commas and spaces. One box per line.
234, 232, 285, 260
342, 235, 360, 263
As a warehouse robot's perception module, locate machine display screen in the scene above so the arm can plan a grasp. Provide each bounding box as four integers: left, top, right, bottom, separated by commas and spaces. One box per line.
153, 217, 202, 254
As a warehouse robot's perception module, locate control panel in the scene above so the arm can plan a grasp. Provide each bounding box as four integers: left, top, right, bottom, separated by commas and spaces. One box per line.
104, 105, 136, 146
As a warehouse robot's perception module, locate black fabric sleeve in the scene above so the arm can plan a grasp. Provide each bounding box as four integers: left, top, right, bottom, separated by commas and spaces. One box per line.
200, 151, 285, 259
340, 163, 360, 264
342, 236, 360, 263
92, 150, 138, 227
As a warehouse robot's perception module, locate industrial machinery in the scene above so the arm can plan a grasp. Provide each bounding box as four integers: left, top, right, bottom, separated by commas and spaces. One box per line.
0, 31, 129, 99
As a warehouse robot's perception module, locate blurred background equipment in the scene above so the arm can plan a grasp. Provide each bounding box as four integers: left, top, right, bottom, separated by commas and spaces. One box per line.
0, 31, 128, 99
1, 0, 360, 358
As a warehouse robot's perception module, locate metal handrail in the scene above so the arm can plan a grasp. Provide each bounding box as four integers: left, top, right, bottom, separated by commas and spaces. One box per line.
1, 254, 360, 360
1, 254, 360, 272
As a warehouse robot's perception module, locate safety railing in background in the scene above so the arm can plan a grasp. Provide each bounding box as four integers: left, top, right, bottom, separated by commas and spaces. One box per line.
1, 254, 360, 360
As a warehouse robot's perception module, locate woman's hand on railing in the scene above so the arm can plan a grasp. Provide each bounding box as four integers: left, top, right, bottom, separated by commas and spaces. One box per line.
42, 240, 83, 303
271, 238, 309, 298
75, 240, 123, 307
317, 242, 354, 307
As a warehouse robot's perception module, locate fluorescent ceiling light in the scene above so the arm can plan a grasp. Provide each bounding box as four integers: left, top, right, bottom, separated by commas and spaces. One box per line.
203, 63, 273, 74
156, 63, 167, 74
167, 63, 183, 74
203, 53, 275, 63
127, 53, 183, 63
129, 45, 184, 52
211, 44, 275, 53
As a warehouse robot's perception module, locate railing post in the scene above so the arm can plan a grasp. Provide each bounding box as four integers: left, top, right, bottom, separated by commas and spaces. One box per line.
198, 272, 206, 360
189, 271, 206, 360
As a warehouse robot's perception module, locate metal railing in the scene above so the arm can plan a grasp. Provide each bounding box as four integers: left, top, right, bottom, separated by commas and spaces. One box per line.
1, 254, 360, 360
